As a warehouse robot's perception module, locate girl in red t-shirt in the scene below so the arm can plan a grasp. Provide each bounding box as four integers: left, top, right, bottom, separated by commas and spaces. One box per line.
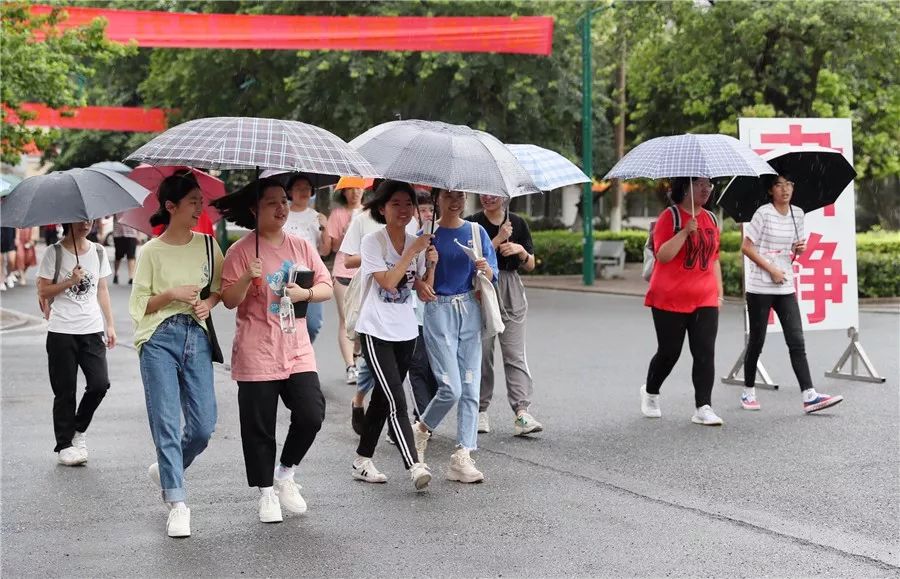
641, 177, 724, 426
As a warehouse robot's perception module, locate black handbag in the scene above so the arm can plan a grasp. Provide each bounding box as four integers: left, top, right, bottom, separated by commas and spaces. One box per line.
201, 234, 225, 364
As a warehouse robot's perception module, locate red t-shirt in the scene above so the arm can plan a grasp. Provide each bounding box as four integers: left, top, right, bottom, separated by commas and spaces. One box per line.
644, 206, 720, 313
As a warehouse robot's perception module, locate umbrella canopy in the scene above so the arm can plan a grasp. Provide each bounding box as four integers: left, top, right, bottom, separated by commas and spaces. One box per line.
258, 169, 339, 190
119, 165, 226, 236
349, 120, 541, 198
506, 144, 590, 191
0, 168, 149, 228
90, 161, 133, 174
1, 173, 23, 198
716, 146, 857, 222
126, 116, 379, 176
604, 134, 775, 180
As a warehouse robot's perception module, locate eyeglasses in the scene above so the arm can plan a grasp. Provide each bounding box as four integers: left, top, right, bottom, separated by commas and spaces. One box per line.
774, 181, 795, 189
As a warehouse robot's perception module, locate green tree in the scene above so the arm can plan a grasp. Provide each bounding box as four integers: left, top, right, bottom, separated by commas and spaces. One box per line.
0, 1, 133, 165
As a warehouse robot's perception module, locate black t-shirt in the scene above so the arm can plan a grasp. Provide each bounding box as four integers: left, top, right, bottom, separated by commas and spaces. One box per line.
465, 211, 534, 271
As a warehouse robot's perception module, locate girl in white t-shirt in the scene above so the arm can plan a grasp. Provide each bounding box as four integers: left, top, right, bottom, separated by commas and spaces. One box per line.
740, 174, 844, 414
351, 180, 437, 491
37, 220, 115, 467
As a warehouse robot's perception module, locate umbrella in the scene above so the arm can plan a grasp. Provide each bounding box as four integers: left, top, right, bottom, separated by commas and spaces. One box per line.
0, 168, 149, 228
1, 173, 22, 198
506, 144, 590, 191
259, 169, 339, 191
119, 165, 226, 236
126, 116, 379, 176
349, 120, 541, 198
716, 146, 857, 222
604, 134, 774, 181
126, 116, 378, 262
90, 161, 133, 174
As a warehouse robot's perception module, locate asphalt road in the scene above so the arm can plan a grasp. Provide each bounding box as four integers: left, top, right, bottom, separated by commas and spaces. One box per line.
1, 268, 898, 577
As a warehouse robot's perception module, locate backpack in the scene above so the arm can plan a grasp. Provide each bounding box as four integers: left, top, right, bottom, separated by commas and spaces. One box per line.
642, 206, 717, 282
343, 230, 388, 341
39, 242, 104, 320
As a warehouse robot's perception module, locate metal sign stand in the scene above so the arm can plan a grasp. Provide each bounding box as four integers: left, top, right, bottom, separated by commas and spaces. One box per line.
825, 327, 886, 383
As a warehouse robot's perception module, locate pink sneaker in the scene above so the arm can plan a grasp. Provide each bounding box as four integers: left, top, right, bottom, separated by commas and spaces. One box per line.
803, 393, 844, 414
740, 392, 761, 411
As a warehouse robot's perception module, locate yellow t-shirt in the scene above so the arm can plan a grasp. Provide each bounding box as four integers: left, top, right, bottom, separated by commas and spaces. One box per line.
129, 233, 224, 351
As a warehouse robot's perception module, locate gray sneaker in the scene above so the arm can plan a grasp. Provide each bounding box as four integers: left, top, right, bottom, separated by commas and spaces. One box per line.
477, 412, 491, 434
513, 412, 543, 436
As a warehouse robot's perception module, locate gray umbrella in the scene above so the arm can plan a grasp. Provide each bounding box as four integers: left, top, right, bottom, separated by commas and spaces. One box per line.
126, 116, 379, 176
90, 161, 133, 174
349, 120, 541, 198
0, 168, 150, 228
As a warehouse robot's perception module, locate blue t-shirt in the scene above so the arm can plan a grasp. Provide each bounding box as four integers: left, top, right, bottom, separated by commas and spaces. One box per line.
431, 222, 498, 296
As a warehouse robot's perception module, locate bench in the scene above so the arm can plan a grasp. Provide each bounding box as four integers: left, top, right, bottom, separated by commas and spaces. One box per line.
593, 240, 625, 279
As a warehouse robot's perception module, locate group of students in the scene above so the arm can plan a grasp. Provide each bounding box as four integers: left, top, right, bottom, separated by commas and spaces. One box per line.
36, 170, 543, 538
640, 174, 844, 426
35, 169, 842, 540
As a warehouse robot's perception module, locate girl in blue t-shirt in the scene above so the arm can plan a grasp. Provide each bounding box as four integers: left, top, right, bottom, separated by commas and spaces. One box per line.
414, 189, 497, 484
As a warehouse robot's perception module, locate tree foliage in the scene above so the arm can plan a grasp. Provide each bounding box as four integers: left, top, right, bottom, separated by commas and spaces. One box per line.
0, 1, 133, 165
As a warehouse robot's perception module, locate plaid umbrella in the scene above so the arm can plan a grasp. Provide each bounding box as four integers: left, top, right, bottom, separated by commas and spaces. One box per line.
604, 134, 775, 180
717, 146, 856, 222
126, 116, 379, 176
349, 120, 541, 198
0, 168, 149, 228
506, 144, 590, 191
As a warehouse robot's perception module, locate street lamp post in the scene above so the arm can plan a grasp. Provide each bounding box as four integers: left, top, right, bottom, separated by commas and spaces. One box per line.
580, 9, 595, 285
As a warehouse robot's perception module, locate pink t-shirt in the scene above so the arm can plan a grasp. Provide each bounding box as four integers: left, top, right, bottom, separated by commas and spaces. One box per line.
222, 232, 332, 382
326, 206, 361, 279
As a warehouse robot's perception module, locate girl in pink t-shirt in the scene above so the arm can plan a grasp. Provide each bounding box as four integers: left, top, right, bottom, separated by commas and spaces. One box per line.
323, 184, 365, 384
217, 178, 334, 525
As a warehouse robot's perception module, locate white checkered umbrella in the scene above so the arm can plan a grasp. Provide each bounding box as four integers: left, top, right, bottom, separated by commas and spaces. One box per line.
349, 120, 541, 198
506, 144, 590, 191
604, 134, 775, 180
126, 116, 379, 177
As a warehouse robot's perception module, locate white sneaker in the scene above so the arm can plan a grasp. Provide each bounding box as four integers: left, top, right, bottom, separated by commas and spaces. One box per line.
258, 492, 283, 523
166, 505, 191, 538
640, 385, 662, 418
446, 448, 484, 483
148, 462, 161, 488
273, 477, 307, 514
513, 412, 543, 436
345, 365, 359, 384
72, 431, 88, 461
477, 411, 491, 433
57, 446, 86, 466
352, 457, 387, 483
410, 462, 432, 491
413, 422, 431, 463
691, 405, 724, 426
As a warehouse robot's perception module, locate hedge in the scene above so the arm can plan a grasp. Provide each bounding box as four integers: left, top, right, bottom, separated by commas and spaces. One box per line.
530, 229, 900, 297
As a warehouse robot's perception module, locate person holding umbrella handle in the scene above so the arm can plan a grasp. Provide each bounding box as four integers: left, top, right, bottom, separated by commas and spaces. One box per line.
739, 174, 843, 414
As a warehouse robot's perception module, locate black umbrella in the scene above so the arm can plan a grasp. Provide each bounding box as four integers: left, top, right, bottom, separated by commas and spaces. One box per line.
717, 146, 856, 222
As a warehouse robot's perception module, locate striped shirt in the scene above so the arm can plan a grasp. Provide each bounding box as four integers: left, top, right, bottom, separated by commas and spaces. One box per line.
743, 204, 804, 295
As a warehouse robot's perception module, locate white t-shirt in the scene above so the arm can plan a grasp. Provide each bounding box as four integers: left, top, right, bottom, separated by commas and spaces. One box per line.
744, 203, 805, 295
38, 243, 112, 334
339, 210, 419, 256
355, 230, 426, 342
283, 208, 322, 247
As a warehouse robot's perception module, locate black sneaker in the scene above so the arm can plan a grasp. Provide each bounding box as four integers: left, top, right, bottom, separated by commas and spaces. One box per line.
113, 275, 119, 284
351, 403, 365, 436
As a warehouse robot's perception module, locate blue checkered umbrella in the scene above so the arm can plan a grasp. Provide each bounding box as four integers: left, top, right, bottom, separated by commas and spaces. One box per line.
506, 144, 590, 191
604, 134, 775, 180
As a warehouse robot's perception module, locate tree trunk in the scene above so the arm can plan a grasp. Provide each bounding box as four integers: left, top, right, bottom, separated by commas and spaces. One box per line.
609, 40, 627, 232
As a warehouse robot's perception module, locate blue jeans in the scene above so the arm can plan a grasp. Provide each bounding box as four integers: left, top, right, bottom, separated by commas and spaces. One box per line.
356, 354, 375, 395
139, 314, 217, 503
305, 301, 324, 343
421, 292, 482, 450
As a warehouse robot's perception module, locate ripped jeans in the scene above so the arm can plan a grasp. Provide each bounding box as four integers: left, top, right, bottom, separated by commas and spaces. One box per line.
421, 292, 482, 450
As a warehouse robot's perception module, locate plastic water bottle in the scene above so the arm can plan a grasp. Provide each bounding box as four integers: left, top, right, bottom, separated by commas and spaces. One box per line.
279, 288, 295, 334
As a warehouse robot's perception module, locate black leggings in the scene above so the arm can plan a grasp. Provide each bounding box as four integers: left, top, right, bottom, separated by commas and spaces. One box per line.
237, 372, 325, 488
358, 334, 417, 470
646, 307, 718, 408
744, 292, 813, 391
